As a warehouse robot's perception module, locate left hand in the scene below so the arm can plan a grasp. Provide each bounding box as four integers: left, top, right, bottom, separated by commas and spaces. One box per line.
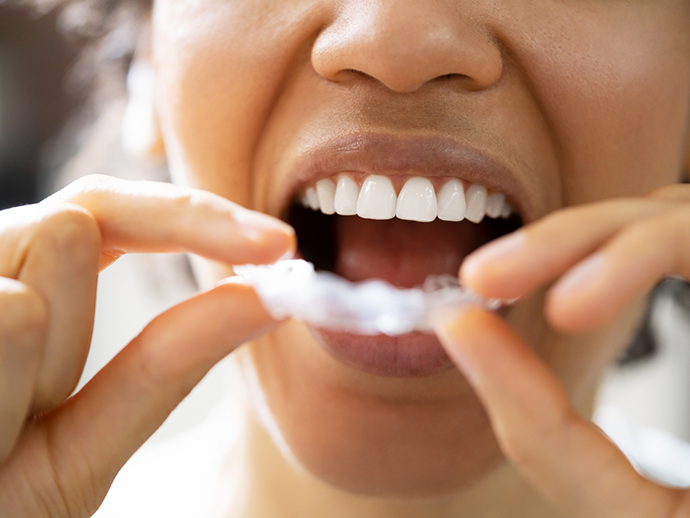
432, 184, 690, 518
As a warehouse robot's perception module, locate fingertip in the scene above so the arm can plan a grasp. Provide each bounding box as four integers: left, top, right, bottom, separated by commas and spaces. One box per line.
544, 297, 579, 334
234, 206, 293, 237
430, 305, 490, 340
253, 228, 296, 264
235, 208, 296, 264
430, 305, 497, 382
215, 275, 281, 326
458, 254, 487, 292
460, 231, 527, 299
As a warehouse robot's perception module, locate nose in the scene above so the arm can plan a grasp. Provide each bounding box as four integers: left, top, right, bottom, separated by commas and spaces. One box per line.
312, 1, 503, 93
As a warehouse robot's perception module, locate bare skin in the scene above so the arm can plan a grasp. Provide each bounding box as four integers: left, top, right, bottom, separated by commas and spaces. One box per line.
436, 185, 690, 517
2, 0, 690, 517
0, 177, 294, 517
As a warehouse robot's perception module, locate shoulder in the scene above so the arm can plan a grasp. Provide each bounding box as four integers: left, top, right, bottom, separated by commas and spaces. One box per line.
93, 398, 245, 518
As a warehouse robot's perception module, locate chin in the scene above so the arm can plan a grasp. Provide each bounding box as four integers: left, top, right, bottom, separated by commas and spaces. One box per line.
293, 418, 505, 499
243, 320, 506, 499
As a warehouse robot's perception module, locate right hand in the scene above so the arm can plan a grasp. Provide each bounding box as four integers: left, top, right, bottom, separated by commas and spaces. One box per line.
0, 175, 294, 518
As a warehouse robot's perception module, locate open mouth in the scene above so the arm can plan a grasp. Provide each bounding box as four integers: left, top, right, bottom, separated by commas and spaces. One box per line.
287, 173, 523, 289
274, 134, 526, 377
281, 173, 522, 377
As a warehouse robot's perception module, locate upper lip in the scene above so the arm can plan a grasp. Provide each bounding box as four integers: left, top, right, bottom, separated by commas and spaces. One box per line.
279, 133, 534, 222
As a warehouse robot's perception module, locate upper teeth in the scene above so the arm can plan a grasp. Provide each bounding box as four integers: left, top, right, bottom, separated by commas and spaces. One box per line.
300, 174, 514, 223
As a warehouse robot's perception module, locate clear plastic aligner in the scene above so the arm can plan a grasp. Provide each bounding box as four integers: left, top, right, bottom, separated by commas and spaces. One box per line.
234, 260, 507, 336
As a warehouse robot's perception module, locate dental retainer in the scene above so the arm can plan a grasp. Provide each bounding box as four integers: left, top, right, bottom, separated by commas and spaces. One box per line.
234, 260, 505, 336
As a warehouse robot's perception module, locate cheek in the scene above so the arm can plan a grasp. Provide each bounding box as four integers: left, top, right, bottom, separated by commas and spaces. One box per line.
503, 2, 690, 203
153, 2, 241, 199
151, 0, 324, 206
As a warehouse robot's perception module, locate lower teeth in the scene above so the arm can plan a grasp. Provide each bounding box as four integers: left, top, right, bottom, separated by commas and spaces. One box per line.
234, 260, 509, 336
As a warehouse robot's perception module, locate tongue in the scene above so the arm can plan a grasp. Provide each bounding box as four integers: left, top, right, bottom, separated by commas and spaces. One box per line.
335, 216, 488, 288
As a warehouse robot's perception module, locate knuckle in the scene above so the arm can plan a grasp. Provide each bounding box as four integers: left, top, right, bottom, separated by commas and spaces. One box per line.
32, 387, 70, 415
71, 173, 114, 188
54, 174, 115, 201
40, 174, 112, 209
171, 188, 196, 213
499, 428, 540, 472
38, 205, 101, 261
499, 407, 574, 473
633, 207, 689, 247
133, 331, 178, 388
500, 439, 534, 471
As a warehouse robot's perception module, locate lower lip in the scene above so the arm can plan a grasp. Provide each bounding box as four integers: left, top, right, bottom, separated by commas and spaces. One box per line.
309, 327, 456, 377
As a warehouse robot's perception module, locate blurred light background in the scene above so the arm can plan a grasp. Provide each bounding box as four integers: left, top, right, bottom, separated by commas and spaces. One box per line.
2, 1, 690, 488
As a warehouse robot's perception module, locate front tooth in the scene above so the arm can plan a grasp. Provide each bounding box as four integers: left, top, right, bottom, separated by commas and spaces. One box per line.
396, 177, 437, 222
334, 175, 358, 215
316, 179, 336, 215
305, 186, 319, 210
485, 192, 505, 218
465, 184, 488, 223
300, 192, 310, 208
437, 179, 466, 222
357, 175, 397, 220
500, 201, 513, 219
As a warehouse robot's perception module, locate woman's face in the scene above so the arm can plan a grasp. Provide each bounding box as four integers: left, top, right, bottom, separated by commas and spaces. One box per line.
151, 0, 690, 497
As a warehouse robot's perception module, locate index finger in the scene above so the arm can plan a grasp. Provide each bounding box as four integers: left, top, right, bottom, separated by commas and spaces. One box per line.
460, 198, 673, 300
43, 175, 295, 269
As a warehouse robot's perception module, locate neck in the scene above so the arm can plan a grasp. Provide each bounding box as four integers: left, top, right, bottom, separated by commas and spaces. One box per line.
224, 408, 557, 518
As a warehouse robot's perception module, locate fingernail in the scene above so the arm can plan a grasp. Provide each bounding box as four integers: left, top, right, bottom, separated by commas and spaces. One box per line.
552, 253, 605, 300
234, 209, 296, 259
235, 208, 293, 236
428, 303, 470, 329
462, 231, 525, 276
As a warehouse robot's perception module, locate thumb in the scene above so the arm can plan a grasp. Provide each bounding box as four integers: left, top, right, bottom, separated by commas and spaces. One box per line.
1, 278, 275, 517
431, 306, 680, 518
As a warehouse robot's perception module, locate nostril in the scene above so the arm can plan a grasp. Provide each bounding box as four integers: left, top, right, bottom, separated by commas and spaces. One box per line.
328, 68, 379, 86
312, 3, 503, 94
341, 69, 374, 81
433, 72, 489, 93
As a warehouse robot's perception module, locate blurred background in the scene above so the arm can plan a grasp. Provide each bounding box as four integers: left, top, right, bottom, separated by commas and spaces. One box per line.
0, 4, 81, 209
2, 0, 690, 489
